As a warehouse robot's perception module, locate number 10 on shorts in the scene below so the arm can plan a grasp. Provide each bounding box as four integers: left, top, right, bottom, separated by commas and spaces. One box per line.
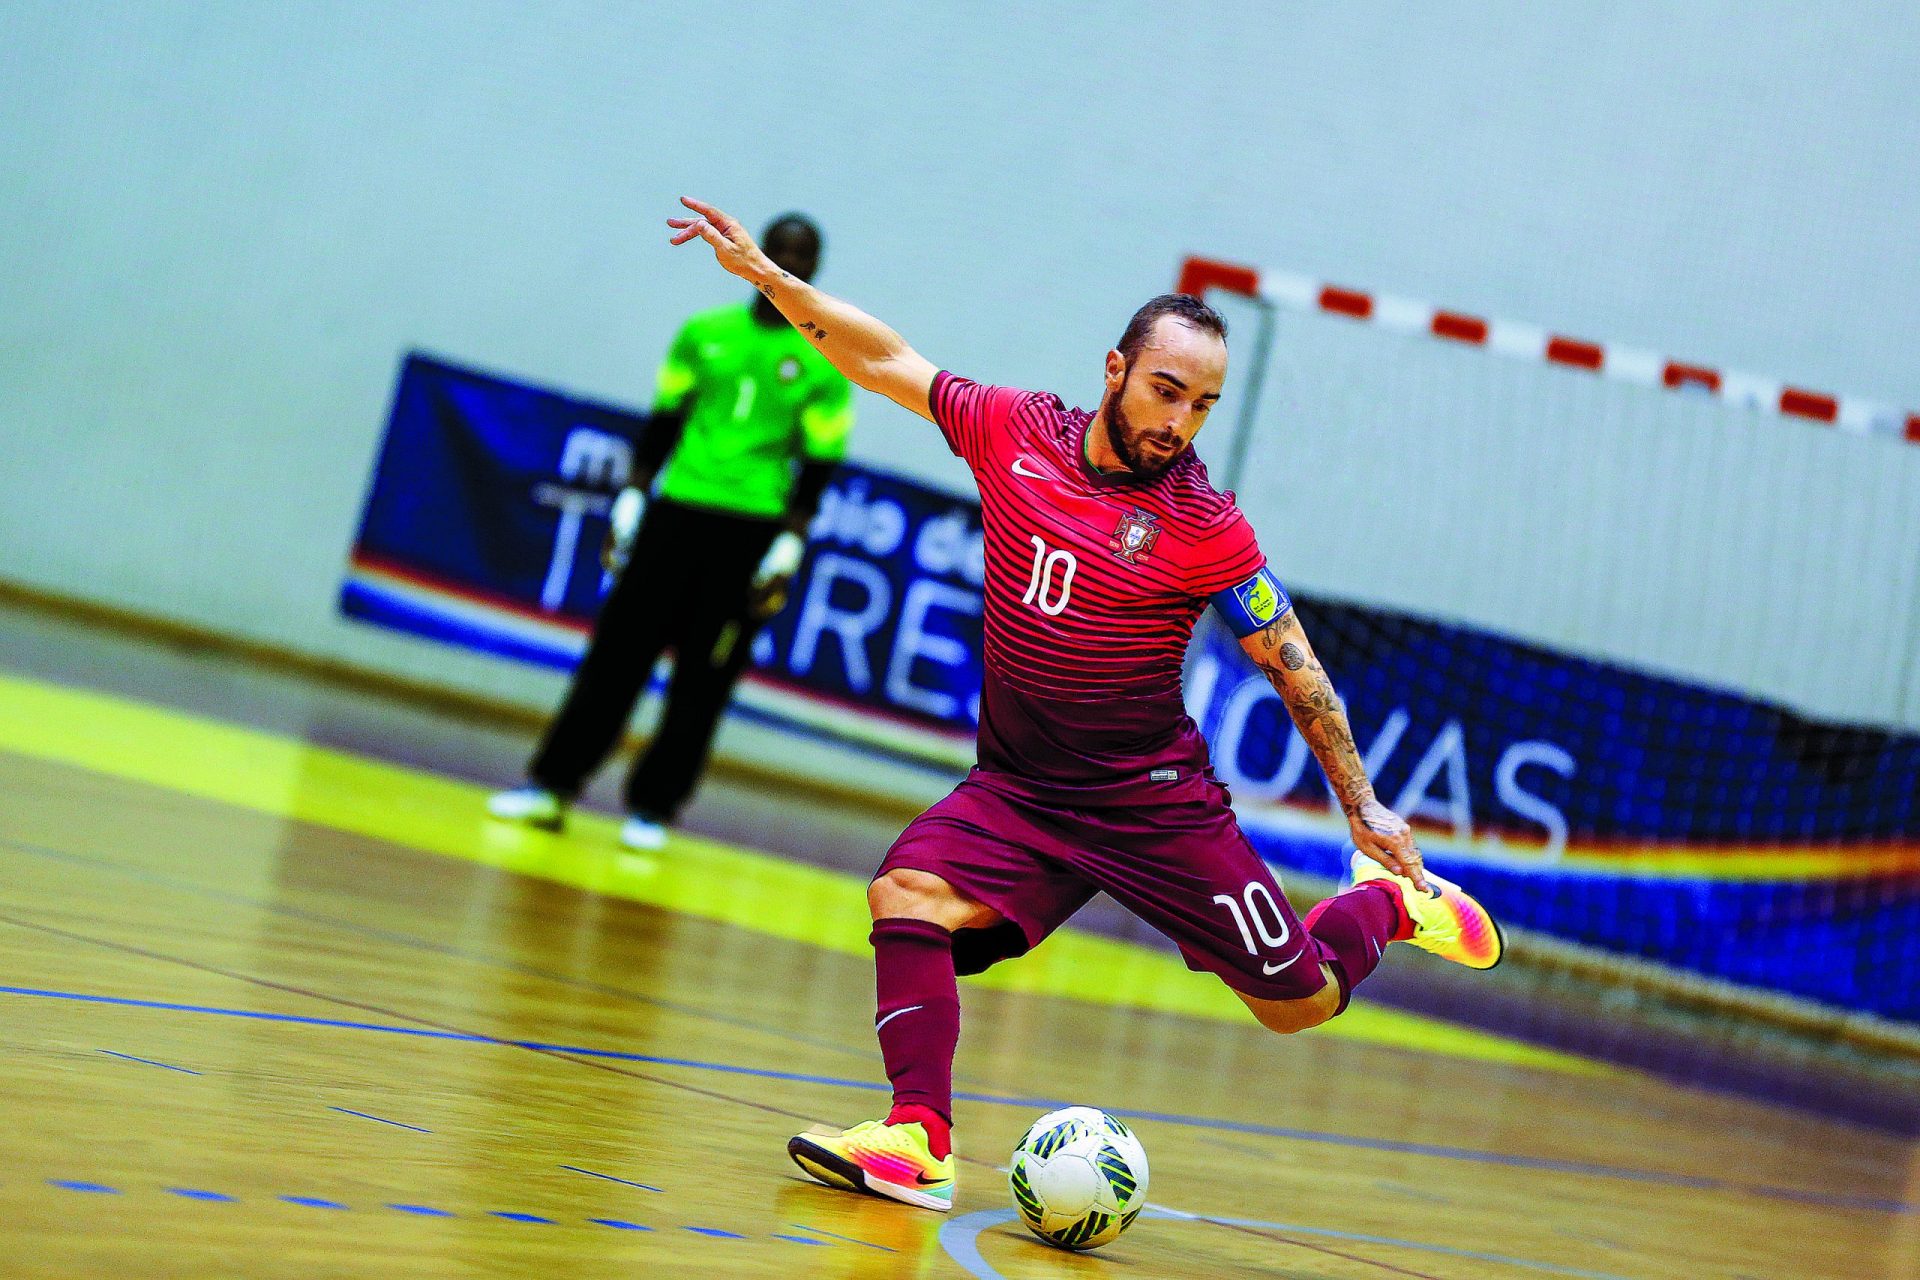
1214, 882, 1298, 974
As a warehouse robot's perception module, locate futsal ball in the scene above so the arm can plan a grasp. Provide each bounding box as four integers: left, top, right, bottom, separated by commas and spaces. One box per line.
1008, 1106, 1149, 1250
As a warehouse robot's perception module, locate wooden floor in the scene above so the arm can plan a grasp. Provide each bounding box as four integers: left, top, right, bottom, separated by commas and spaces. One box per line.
2, 662, 1917, 1277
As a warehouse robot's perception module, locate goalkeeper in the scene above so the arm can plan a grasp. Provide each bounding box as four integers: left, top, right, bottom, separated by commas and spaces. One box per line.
489, 213, 854, 850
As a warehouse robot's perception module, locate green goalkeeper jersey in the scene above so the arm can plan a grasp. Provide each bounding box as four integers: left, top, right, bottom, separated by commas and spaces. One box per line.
651, 303, 855, 519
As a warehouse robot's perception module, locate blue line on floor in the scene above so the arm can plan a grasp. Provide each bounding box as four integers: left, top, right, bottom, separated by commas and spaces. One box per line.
936, 1209, 1008, 1279
6, 983, 1909, 1218
330, 1107, 431, 1133
790, 1223, 898, 1252
772, 1233, 831, 1245
24, 1175, 798, 1242
559, 1163, 663, 1192
280, 1196, 348, 1210
98, 1049, 200, 1075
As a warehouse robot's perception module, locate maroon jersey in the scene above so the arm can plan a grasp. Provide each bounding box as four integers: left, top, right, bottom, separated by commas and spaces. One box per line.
930, 372, 1265, 806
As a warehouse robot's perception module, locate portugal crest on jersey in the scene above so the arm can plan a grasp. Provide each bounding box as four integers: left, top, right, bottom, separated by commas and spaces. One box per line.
1108, 509, 1161, 564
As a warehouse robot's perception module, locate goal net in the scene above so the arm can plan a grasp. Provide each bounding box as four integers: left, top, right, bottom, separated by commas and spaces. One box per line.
1177, 258, 1920, 1026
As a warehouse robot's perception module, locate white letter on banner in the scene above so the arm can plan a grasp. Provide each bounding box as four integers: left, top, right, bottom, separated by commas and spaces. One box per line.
1392, 719, 1474, 840
911, 510, 986, 587
913, 510, 967, 575
536, 428, 632, 611
885, 579, 981, 718
539, 494, 592, 611
560, 428, 632, 488
1495, 741, 1576, 861
862, 500, 907, 556
789, 553, 890, 692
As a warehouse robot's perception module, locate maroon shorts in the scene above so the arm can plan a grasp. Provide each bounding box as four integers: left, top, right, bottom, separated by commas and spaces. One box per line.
877, 772, 1330, 1002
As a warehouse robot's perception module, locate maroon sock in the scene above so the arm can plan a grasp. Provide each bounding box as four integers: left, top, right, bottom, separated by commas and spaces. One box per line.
871, 917, 959, 1158
1304, 882, 1409, 1013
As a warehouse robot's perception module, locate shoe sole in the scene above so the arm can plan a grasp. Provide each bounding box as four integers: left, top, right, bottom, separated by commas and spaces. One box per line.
786, 1135, 952, 1212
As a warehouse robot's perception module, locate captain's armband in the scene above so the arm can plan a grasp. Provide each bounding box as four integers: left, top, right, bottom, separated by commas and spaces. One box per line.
1209, 566, 1292, 638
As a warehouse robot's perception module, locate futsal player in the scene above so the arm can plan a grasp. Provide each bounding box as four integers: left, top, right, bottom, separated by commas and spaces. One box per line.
489, 213, 854, 850
668, 198, 1503, 1210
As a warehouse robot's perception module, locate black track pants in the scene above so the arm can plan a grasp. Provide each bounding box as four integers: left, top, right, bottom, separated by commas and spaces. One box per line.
528, 498, 778, 820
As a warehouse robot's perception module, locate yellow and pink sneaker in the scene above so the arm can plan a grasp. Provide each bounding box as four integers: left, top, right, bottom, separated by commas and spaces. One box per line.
1350, 851, 1504, 970
788, 1119, 955, 1212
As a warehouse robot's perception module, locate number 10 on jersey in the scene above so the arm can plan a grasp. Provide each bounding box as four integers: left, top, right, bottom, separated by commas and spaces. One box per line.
1023, 536, 1077, 617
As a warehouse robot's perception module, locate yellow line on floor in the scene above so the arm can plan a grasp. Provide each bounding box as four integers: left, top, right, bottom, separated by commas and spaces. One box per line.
0, 671, 1605, 1076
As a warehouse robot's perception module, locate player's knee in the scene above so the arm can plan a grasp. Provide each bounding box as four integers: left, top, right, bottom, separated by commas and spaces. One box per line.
1249, 1001, 1325, 1035
1241, 976, 1342, 1035
868, 868, 964, 924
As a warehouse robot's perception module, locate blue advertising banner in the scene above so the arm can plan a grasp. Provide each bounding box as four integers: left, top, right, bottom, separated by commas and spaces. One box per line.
346, 352, 1919, 1020
343, 353, 983, 765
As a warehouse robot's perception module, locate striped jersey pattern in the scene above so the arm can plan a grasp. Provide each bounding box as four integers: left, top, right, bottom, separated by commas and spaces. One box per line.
931, 372, 1264, 702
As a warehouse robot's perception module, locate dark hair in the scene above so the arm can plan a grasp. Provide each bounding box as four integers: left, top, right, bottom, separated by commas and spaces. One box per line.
1116, 293, 1228, 361
763, 211, 822, 253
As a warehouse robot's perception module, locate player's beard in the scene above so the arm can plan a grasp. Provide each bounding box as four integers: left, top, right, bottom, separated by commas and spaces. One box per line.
1102, 365, 1184, 481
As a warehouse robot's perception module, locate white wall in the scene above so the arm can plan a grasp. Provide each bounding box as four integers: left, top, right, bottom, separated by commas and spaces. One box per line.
3, 1, 1917, 728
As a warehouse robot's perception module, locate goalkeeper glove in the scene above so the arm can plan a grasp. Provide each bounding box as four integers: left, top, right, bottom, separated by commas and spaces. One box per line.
602, 486, 647, 572
747, 529, 806, 618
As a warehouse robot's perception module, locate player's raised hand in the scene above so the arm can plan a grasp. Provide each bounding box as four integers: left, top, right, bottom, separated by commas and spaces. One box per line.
1349, 797, 1428, 892
667, 196, 773, 283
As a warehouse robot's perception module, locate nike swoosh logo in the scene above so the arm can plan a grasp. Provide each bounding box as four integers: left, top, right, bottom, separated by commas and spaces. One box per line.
1262, 955, 1303, 975
915, 1171, 948, 1185
1010, 456, 1050, 480
875, 1004, 923, 1032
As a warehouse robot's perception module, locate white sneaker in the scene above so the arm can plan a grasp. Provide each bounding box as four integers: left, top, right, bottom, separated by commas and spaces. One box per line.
619, 814, 669, 850
486, 786, 565, 831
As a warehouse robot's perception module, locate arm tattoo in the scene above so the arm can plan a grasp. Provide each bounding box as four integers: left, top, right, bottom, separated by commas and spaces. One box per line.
759, 271, 798, 302
1249, 603, 1296, 657
1246, 614, 1372, 813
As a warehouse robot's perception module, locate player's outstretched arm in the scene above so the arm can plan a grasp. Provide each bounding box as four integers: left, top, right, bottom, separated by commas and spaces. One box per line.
1240, 608, 1428, 891
667, 197, 938, 422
